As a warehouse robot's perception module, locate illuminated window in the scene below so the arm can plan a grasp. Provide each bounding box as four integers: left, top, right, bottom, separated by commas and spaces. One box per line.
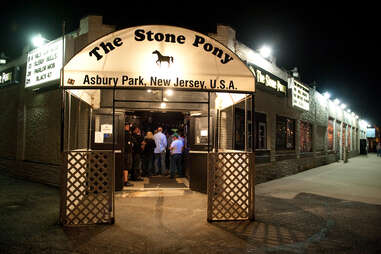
194, 117, 208, 145
276, 116, 295, 150
327, 119, 334, 150
300, 121, 312, 152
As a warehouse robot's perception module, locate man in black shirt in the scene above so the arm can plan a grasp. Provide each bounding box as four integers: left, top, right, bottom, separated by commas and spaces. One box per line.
131, 126, 144, 181
124, 124, 134, 187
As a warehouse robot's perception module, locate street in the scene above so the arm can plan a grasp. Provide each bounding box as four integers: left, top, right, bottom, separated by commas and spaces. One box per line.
1, 154, 381, 253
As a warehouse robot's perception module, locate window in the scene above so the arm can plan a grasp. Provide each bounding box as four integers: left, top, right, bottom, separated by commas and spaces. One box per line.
94, 114, 116, 144
255, 112, 267, 150
257, 122, 267, 149
194, 116, 208, 145
327, 119, 334, 150
300, 121, 312, 152
276, 116, 295, 150
234, 108, 245, 150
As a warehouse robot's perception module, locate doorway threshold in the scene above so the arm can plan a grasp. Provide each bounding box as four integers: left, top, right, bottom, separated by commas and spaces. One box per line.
120, 176, 190, 192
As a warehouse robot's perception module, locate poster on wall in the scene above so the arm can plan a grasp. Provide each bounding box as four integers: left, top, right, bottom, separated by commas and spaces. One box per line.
0, 66, 20, 87
25, 38, 63, 87
63, 25, 255, 93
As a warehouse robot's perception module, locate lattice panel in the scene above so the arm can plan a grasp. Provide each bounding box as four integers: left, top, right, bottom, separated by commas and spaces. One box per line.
207, 152, 254, 221
60, 150, 115, 226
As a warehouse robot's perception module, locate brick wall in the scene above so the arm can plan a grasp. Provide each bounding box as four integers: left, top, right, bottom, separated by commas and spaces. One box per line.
0, 86, 19, 159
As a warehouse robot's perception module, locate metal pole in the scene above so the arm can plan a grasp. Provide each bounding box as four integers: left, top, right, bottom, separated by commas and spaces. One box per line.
60, 20, 65, 152
112, 84, 116, 152
67, 93, 71, 150
249, 92, 255, 221
207, 92, 210, 152
251, 94, 256, 151
245, 95, 248, 151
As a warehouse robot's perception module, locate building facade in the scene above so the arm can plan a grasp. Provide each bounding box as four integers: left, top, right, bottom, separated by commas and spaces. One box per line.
0, 16, 367, 187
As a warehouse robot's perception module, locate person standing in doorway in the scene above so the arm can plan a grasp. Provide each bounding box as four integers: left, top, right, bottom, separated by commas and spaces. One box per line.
123, 124, 133, 187
154, 127, 167, 175
131, 126, 144, 181
142, 131, 156, 176
169, 133, 184, 178
377, 142, 381, 157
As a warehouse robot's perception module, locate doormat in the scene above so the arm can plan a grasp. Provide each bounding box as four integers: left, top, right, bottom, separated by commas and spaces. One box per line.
144, 176, 186, 188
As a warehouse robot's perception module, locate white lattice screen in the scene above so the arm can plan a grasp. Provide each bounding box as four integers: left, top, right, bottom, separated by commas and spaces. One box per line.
207, 152, 254, 221
60, 150, 115, 226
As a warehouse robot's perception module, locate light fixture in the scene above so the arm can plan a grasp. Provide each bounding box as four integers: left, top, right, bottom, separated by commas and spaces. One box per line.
340, 103, 346, 109
333, 98, 340, 105
31, 34, 47, 48
347, 109, 351, 113
259, 45, 272, 58
323, 92, 331, 99
147, 89, 152, 93
165, 89, 174, 96
160, 102, 166, 108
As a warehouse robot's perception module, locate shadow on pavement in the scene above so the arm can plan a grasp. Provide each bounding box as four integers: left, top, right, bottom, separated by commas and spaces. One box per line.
1, 173, 381, 253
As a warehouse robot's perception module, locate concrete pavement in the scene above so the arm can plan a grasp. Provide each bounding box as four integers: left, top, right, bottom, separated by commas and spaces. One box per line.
1, 154, 381, 253
256, 153, 381, 204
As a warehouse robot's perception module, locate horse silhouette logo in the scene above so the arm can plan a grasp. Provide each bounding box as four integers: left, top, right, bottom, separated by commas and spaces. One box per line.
152, 50, 174, 66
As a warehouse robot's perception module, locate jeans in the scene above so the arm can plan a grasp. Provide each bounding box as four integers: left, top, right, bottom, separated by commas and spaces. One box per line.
170, 154, 182, 177
142, 154, 154, 176
154, 151, 166, 174
132, 153, 142, 180
377, 149, 381, 157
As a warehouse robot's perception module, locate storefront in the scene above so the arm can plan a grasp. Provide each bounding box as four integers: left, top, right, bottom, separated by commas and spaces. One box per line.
0, 15, 369, 227
59, 25, 256, 225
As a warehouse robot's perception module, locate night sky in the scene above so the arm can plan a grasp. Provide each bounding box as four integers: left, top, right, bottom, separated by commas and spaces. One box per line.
1, 2, 380, 125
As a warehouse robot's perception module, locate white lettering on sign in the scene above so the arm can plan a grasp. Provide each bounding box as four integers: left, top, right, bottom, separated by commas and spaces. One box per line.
25, 38, 63, 87
251, 66, 286, 94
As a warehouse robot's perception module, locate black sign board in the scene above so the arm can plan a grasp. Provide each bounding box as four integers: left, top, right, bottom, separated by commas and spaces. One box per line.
248, 64, 287, 94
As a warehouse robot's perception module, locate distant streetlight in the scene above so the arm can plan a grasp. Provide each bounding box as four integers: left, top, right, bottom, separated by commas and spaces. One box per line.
340, 103, 346, 109
323, 92, 331, 99
259, 45, 272, 59
31, 34, 48, 48
333, 98, 340, 105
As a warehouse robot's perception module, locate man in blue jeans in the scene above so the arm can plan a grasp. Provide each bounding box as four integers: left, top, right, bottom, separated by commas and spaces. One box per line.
169, 133, 184, 178
153, 127, 167, 175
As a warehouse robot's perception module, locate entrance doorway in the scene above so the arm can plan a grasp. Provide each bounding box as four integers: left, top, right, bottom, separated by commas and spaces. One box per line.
124, 110, 189, 190
60, 25, 256, 225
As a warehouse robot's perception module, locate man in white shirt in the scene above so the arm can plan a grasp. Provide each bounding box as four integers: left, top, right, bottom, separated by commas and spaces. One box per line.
169, 133, 184, 178
153, 127, 167, 175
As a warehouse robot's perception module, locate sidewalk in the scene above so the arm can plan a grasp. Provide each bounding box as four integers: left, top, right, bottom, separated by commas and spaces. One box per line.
1, 154, 381, 253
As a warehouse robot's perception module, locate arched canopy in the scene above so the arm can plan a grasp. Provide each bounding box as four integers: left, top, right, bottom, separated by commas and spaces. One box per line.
63, 25, 254, 93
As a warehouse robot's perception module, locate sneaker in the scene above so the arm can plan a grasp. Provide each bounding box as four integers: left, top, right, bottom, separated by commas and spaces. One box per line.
124, 182, 134, 187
